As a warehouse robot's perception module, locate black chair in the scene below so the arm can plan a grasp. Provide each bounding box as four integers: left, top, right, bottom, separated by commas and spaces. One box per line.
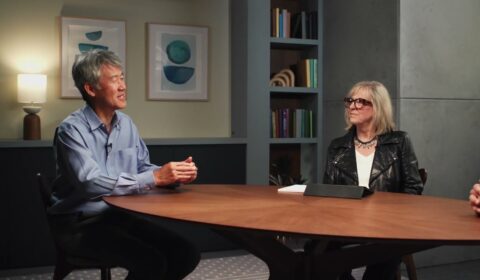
396, 168, 427, 280
36, 173, 113, 280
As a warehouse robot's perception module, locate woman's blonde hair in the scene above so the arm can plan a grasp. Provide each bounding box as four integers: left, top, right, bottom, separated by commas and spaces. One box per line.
344, 81, 395, 134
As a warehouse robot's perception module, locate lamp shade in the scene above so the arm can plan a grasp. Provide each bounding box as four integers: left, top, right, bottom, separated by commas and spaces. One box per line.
17, 74, 47, 104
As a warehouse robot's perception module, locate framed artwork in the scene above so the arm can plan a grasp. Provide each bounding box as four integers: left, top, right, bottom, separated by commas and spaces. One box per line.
147, 23, 208, 101
61, 17, 126, 98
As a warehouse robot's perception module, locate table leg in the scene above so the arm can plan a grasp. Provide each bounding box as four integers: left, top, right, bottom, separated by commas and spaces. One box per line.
215, 228, 436, 280
214, 229, 306, 280
308, 242, 436, 279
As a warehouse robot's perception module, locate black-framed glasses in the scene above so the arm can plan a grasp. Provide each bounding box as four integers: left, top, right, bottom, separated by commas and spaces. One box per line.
343, 97, 373, 109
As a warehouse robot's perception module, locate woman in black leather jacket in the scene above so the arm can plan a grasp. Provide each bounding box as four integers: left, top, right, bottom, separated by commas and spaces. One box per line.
324, 81, 423, 280
324, 129, 423, 194
325, 81, 423, 194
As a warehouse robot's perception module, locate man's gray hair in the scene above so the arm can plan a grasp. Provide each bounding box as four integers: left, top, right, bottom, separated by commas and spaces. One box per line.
71, 49, 123, 103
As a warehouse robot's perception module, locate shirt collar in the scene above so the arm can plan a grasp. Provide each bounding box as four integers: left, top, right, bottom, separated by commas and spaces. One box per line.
82, 105, 121, 131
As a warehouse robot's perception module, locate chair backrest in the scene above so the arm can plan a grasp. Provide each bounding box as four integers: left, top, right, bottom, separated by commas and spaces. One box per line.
36, 173, 53, 208
36, 172, 113, 279
419, 168, 427, 186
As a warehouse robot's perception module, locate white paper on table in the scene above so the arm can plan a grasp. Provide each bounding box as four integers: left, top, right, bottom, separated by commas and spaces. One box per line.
277, 184, 307, 193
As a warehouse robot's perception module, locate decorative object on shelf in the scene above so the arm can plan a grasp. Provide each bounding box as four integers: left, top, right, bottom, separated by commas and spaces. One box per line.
17, 74, 47, 140
61, 17, 126, 98
269, 68, 295, 87
269, 155, 307, 186
147, 23, 208, 101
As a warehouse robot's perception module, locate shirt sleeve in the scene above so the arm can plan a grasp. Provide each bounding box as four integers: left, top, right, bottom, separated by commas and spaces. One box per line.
109, 171, 155, 196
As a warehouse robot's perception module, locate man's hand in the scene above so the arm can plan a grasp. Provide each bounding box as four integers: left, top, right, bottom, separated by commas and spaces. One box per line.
153, 156, 198, 187
468, 182, 480, 216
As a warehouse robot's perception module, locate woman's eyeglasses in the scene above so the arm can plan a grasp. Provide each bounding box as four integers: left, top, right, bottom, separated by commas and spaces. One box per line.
343, 97, 373, 109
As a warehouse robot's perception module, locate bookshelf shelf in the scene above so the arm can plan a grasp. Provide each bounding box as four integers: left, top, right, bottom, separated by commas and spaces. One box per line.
270, 138, 317, 144
270, 86, 318, 94
270, 38, 320, 48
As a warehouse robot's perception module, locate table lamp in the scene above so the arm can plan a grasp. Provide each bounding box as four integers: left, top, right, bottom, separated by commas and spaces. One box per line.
17, 74, 47, 140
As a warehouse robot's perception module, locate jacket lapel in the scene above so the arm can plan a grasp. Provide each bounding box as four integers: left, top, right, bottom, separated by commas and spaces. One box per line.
331, 131, 358, 184
370, 133, 399, 183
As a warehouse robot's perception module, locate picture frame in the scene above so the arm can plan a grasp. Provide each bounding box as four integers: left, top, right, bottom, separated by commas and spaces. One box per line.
61, 17, 126, 98
147, 23, 208, 101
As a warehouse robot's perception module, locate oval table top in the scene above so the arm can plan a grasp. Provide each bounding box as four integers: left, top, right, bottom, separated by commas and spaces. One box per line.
104, 184, 480, 245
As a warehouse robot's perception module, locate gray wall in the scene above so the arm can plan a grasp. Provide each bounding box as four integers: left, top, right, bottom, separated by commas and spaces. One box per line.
323, 0, 399, 148
324, 0, 480, 267
399, 0, 480, 267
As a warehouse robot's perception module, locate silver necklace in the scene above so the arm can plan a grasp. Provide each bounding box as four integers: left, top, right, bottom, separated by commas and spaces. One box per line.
354, 136, 377, 149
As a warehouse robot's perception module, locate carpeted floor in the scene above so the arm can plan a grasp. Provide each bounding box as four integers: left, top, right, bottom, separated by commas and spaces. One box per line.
0, 251, 269, 280
4, 250, 480, 280
185, 253, 269, 280
0, 250, 372, 280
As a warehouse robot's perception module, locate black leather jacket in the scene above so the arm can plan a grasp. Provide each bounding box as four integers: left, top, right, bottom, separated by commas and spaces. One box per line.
323, 129, 423, 194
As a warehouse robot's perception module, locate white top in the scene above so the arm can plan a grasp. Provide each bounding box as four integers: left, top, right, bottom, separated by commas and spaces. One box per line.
356, 151, 375, 188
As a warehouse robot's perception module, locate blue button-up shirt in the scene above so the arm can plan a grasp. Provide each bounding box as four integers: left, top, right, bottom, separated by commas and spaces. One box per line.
49, 105, 158, 216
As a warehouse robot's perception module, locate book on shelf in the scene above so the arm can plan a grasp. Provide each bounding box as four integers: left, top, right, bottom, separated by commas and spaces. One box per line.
305, 59, 311, 88
309, 110, 313, 137
289, 11, 307, 39
301, 11, 307, 39
295, 108, 302, 137
283, 9, 290, 38
271, 7, 279, 37
271, 108, 314, 138
292, 59, 317, 88
290, 12, 302, 39
282, 108, 288, 138
305, 11, 318, 39
272, 8, 318, 39
271, 7, 291, 38
310, 58, 318, 88
288, 10, 319, 39
279, 10, 283, 38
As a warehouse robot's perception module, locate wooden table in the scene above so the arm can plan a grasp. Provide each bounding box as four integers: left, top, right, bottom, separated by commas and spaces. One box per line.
104, 185, 480, 280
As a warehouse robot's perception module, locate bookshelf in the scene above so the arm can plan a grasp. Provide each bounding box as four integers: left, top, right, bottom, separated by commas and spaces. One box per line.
231, 0, 323, 185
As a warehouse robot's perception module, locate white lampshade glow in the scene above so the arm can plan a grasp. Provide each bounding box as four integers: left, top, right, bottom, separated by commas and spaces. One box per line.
17, 73, 47, 140
17, 74, 47, 104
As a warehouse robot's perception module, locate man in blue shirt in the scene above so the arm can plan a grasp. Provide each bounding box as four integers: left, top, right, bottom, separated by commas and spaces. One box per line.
49, 49, 200, 279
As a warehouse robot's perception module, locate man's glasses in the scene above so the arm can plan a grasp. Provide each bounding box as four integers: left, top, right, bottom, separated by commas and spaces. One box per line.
343, 97, 373, 109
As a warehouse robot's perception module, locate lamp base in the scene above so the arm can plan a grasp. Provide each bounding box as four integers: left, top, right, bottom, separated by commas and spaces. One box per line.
24, 113, 41, 140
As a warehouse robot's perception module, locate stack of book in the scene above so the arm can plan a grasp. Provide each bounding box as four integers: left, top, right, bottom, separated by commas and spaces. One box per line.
271, 7, 291, 38
271, 108, 314, 138
271, 8, 318, 39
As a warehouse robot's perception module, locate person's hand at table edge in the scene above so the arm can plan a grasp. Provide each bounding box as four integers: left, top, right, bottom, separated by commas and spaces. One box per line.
154, 156, 198, 187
